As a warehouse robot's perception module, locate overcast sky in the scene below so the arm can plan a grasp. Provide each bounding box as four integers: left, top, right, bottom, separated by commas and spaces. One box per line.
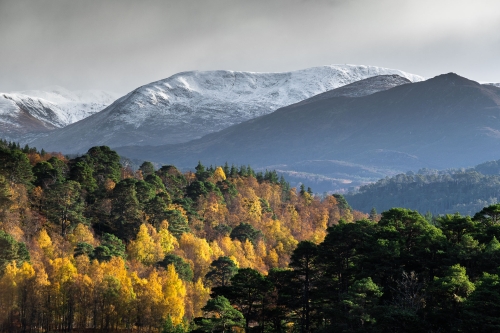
1, 0, 499, 95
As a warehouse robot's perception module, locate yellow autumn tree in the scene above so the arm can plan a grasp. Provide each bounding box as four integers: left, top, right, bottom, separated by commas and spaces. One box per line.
37, 229, 54, 258
177, 233, 212, 279
68, 223, 97, 246
128, 223, 164, 265
212, 166, 227, 183
160, 264, 186, 325
185, 278, 210, 319
157, 221, 178, 254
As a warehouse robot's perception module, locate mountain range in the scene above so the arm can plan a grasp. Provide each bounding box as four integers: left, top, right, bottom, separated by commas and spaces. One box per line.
115, 73, 500, 191
28, 65, 423, 152
0, 86, 118, 142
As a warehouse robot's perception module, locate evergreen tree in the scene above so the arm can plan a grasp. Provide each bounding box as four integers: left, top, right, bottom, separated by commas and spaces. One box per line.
158, 254, 194, 281
369, 207, 378, 221
0, 230, 30, 272
139, 161, 155, 177
205, 256, 238, 287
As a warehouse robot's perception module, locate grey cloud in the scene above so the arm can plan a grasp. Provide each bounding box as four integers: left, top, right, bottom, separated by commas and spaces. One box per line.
1, 0, 499, 94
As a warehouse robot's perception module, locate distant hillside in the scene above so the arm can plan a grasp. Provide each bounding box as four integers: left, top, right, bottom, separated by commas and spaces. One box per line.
31, 66, 422, 153
115, 73, 500, 192
0, 86, 118, 142
345, 159, 500, 216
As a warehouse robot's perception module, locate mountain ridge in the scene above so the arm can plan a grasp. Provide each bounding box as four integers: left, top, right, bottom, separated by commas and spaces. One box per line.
0, 86, 118, 142
30, 65, 424, 153
114, 73, 500, 191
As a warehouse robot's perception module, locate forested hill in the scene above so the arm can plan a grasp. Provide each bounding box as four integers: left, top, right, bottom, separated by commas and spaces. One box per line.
4, 142, 500, 332
345, 160, 500, 215
116, 73, 500, 173
0, 141, 362, 332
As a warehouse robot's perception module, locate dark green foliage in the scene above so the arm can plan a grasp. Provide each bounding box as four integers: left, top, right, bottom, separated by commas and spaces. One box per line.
0, 230, 30, 272
427, 264, 475, 332
139, 161, 155, 177
69, 160, 98, 192
463, 273, 500, 332
145, 174, 166, 193
135, 180, 156, 204
186, 181, 208, 199
156, 165, 187, 199
212, 268, 273, 333
259, 198, 272, 213
85, 146, 121, 183
205, 256, 238, 287
0, 147, 34, 185
0, 175, 12, 210
333, 193, 351, 211
144, 195, 170, 229
213, 224, 232, 238
74, 242, 95, 258
346, 170, 500, 216
266, 170, 279, 183
109, 178, 142, 242
299, 184, 306, 196
165, 209, 190, 237
289, 241, 319, 333
195, 161, 210, 181
47, 156, 68, 179
204, 207, 500, 332
216, 180, 237, 199
33, 157, 68, 188
339, 277, 383, 332
93, 233, 126, 261
33, 161, 58, 188
44, 180, 86, 236
230, 223, 262, 244
473, 203, 500, 225
158, 254, 194, 281
193, 296, 245, 333
69, 146, 121, 193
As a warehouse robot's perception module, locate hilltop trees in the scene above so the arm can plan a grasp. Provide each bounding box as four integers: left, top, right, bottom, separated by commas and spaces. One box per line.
0, 143, 359, 332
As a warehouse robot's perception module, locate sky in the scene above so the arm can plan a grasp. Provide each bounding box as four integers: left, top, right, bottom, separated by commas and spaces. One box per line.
1, 0, 499, 95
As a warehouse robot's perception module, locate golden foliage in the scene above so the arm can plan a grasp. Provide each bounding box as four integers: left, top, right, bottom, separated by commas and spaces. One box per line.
68, 223, 97, 246
128, 224, 164, 265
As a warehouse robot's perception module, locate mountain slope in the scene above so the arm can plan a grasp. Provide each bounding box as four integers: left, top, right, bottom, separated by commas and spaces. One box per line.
0, 86, 118, 141
345, 167, 500, 216
115, 73, 500, 188
31, 65, 423, 153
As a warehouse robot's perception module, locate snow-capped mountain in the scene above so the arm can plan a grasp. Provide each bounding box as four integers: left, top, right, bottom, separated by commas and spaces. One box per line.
32, 65, 423, 153
486, 83, 500, 88
0, 86, 118, 142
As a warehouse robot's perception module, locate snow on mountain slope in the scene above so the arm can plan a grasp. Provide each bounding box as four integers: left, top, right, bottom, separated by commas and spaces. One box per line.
486, 83, 500, 88
296, 74, 412, 105
0, 87, 119, 141
32, 65, 424, 153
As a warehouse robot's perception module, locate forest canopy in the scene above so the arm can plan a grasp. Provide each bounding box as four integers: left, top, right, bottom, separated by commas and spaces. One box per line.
1, 140, 500, 332
0, 141, 359, 332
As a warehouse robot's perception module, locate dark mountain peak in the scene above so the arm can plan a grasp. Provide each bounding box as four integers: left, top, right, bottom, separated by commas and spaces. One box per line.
427, 72, 480, 86
295, 74, 412, 106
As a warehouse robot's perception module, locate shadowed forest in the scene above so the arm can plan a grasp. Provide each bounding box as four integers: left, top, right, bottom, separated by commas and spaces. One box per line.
1, 141, 500, 332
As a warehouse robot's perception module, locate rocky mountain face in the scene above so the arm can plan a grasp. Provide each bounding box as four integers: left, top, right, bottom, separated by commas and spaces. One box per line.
30, 65, 423, 153
0, 86, 118, 142
115, 74, 500, 192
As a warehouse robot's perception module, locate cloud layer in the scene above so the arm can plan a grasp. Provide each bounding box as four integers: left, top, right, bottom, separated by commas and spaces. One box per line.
1, 0, 499, 94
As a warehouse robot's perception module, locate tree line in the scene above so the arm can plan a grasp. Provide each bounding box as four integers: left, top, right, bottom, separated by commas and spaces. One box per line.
0, 140, 358, 332
346, 166, 500, 216
193, 206, 500, 332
